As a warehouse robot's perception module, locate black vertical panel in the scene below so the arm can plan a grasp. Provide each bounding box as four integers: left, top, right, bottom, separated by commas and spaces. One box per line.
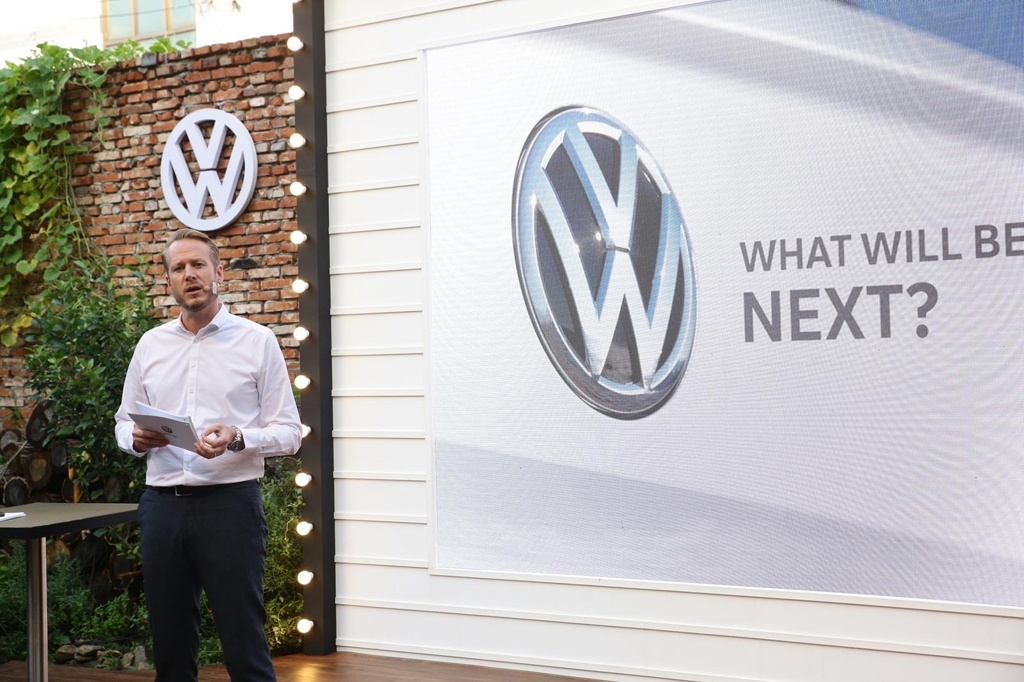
292, 0, 336, 656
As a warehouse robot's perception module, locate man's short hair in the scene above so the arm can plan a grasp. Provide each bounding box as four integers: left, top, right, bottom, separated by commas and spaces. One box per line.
161, 228, 220, 269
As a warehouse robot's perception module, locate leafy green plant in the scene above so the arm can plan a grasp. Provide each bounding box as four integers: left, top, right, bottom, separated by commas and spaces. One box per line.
0, 544, 96, 663
140, 37, 192, 54
0, 45, 121, 344
76, 589, 148, 643
262, 458, 305, 656
0, 544, 29, 662
197, 592, 223, 666
23, 259, 159, 502
0, 39, 185, 346
46, 550, 97, 647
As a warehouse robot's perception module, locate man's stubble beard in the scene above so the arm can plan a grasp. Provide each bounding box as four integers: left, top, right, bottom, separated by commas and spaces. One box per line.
174, 289, 217, 313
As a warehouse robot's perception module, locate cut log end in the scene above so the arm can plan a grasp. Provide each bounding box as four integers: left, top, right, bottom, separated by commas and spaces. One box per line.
3, 476, 30, 507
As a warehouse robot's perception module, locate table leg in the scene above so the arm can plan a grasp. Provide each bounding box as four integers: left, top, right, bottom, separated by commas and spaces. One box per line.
26, 536, 47, 682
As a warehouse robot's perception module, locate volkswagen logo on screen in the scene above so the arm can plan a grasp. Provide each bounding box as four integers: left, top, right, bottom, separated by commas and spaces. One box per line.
512, 107, 696, 419
160, 108, 258, 232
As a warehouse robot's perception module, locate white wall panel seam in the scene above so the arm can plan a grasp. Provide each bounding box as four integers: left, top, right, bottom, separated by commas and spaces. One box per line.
336, 555, 431, 569
339, 561, 1024, 634
326, 53, 416, 73
334, 471, 427, 481
332, 388, 425, 397
335, 598, 1024, 665
335, 513, 429, 524
335, 640, 777, 682
427, 567, 1024, 619
326, 94, 418, 113
328, 178, 419, 194
333, 346, 424, 356
330, 219, 420, 234
330, 304, 423, 315
330, 262, 421, 275
332, 429, 426, 439
326, 0, 502, 31
328, 137, 419, 154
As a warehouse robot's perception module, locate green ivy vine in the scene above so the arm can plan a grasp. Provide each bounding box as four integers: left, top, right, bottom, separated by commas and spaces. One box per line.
0, 39, 186, 346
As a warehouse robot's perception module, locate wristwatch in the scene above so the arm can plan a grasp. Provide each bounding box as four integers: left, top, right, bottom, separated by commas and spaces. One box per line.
226, 426, 245, 451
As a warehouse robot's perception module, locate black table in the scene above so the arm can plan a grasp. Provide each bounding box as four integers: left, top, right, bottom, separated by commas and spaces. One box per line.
0, 503, 138, 682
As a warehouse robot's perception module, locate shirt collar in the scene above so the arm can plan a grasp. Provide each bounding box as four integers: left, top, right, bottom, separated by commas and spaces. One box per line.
172, 303, 233, 336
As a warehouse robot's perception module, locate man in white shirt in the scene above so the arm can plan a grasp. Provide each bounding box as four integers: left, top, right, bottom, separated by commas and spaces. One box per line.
115, 228, 300, 682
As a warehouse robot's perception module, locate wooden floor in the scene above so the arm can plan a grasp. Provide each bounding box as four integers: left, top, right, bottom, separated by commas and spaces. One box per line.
0, 652, 596, 682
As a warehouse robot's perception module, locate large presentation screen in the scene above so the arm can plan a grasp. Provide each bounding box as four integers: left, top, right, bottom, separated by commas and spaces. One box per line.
425, 0, 1024, 606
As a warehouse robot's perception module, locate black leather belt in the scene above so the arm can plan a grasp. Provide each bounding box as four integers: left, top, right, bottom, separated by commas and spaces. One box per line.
149, 481, 251, 497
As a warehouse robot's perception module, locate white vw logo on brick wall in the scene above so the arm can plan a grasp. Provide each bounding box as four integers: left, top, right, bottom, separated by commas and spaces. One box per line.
160, 108, 258, 232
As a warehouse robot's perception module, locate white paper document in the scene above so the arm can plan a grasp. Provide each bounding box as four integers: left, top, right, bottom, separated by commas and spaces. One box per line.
0, 512, 26, 522
128, 403, 201, 452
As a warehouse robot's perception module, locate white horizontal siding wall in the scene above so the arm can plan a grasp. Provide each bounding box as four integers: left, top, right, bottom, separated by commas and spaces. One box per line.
321, 1, 1024, 680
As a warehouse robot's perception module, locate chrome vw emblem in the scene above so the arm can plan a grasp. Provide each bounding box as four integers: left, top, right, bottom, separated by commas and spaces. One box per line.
160, 109, 258, 232
513, 108, 696, 419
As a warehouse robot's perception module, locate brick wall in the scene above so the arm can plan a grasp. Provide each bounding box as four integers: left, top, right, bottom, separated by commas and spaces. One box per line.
0, 34, 299, 427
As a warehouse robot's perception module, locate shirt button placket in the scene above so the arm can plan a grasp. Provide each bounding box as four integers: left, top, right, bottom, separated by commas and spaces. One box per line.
183, 338, 200, 485
187, 338, 200, 416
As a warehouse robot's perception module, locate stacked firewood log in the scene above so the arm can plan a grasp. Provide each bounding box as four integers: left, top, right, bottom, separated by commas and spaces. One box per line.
0, 404, 142, 591
1, 403, 76, 506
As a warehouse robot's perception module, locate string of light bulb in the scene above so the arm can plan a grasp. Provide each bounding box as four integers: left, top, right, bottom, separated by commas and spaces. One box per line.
286, 14, 317, 638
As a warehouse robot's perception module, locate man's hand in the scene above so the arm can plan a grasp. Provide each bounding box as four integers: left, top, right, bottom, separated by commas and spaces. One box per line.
195, 423, 234, 459
132, 425, 170, 453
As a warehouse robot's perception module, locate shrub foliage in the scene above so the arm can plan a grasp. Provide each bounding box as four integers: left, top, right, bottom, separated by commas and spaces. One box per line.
24, 261, 157, 502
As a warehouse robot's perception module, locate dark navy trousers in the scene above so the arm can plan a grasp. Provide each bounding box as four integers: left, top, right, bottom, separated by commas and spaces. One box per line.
138, 480, 276, 682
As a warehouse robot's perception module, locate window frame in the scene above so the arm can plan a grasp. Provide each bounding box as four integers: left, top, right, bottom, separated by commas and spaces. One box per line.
102, 0, 196, 45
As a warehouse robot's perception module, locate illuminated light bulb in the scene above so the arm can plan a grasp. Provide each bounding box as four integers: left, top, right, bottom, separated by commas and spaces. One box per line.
293, 326, 310, 341
296, 521, 313, 536
289, 181, 307, 196
295, 472, 312, 487
290, 230, 307, 245
297, 619, 314, 634
301, 424, 312, 438
288, 133, 306, 148
294, 374, 311, 389
287, 36, 304, 51
288, 85, 305, 101
291, 278, 309, 293
297, 570, 314, 585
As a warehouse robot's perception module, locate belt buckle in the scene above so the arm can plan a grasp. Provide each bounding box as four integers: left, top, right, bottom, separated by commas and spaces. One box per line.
174, 485, 192, 497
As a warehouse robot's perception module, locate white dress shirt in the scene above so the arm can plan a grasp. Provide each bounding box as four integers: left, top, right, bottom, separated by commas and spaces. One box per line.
115, 306, 301, 486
